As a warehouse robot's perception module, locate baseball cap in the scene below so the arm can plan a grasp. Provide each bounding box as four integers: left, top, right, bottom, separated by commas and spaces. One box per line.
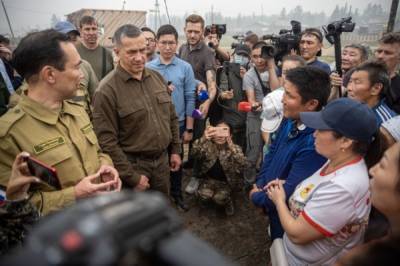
260, 88, 284, 133
54, 21, 80, 36
234, 44, 250, 57
300, 98, 378, 142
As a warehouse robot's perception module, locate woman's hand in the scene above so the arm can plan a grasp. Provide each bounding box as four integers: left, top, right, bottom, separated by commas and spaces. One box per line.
266, 179, 286, 205
204, 126, 217, 140
6, 152, 41, 201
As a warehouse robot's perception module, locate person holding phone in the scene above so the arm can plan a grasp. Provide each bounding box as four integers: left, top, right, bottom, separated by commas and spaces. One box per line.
191, 121, 247, 215
0, 30, 121, 216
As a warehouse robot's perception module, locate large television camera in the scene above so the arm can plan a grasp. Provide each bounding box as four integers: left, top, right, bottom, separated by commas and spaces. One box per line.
261, 20, 302, 62
3, 192, 233, 266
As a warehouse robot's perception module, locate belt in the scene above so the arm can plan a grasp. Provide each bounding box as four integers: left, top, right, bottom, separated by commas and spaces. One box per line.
125, 151, 166, 162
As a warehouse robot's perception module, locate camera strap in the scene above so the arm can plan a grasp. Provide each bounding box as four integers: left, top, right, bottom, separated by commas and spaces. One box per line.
254, 68, 270, 96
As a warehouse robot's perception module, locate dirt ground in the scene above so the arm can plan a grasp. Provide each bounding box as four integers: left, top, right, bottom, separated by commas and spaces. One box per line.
176, 169, 271, 266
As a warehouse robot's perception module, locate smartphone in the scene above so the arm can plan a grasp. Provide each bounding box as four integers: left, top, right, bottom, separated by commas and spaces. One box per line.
214, 126, 230, 138
24, 156, 61, 189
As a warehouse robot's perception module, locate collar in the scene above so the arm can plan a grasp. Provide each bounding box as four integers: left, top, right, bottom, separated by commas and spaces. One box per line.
116, 64, 151, 82
189, 41, 205, 51
19, 93, 60, 125
156, 55, 178, 66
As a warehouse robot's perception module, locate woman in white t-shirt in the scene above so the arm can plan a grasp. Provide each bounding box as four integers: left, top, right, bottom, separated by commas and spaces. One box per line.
266, 98, 386, 265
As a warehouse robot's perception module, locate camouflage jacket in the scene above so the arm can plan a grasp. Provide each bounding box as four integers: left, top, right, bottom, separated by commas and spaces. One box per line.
192, 137, 248, 187
0, 199, 39, 255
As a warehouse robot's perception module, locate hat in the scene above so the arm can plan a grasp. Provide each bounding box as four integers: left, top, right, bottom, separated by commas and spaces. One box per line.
300, 98, 378, 142
54, 21, 80, 36
234, 44, 250, 57
381, 116, 400, 142
260, 88, 284, 133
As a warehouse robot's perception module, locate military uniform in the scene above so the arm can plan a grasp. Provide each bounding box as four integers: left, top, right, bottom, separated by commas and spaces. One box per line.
0, 93, 113, 215
192, 137, 247, 207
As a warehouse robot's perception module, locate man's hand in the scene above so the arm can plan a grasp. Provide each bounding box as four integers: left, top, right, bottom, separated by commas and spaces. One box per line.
0, 45, 12, 61
220, 90, 234, 100
196, 81, 207, 95
170, 154, 182, 172
74, 172, 117, 199
330, 72, 342, 87
239, 66, 247, 79
135, 175, 150, 191
266, 57, 277, 70
183, 130, 193, 144
248, 184, 262, 200
199, 100, 210, 118
6, 152, 41, 201
167, 83, 175, 94
98, 165, 122, 191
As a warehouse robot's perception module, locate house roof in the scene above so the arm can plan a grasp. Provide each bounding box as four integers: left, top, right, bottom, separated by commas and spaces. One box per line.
66, 8, 147, 47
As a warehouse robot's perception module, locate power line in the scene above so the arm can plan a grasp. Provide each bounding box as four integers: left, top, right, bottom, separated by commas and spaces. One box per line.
163, 0, 171, 24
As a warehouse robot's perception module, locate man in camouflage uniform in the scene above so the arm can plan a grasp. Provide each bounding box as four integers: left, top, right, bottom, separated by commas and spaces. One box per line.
192, 122, 247, 215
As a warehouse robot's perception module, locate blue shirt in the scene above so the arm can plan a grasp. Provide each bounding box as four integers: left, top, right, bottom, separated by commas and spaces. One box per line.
372, 98, 398, 126
251, 119, 327, 236
147, 56, 196, 123
308, 59, 331, 74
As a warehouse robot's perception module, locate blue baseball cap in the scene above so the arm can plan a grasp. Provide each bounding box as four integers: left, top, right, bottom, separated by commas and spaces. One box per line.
54, 21, 80, 36
300, 98, 378, 142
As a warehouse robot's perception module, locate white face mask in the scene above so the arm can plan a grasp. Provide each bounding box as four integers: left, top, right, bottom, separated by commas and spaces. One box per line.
233, 54, 249, 67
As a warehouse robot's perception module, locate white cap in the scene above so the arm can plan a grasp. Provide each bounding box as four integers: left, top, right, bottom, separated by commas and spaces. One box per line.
260, 88, 284, 133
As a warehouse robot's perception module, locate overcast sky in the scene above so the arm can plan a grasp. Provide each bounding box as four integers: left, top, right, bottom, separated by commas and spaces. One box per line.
0, 0, 393, 36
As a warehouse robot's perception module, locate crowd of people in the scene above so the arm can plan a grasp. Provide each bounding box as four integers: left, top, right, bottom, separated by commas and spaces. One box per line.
0, 12, 399, 265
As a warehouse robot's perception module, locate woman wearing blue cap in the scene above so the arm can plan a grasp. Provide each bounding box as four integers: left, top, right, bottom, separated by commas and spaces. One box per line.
266, 98, 386, 265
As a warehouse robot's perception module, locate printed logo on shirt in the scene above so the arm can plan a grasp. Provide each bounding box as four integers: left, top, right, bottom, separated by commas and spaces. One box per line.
300, 184, 315, 199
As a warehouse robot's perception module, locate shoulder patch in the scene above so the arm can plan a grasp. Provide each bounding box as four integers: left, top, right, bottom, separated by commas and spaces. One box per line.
0, 107, 25, 137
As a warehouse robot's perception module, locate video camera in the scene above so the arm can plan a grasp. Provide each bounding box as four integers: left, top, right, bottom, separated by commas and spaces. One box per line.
231, 34, 246, 49
323, 17, 355, 45
205, 24, 227, 41
3, 192, 233, 266
261, 20, 302, 62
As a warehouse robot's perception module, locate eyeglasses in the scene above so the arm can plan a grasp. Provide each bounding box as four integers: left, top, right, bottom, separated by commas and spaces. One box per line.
159, 41, 177, 47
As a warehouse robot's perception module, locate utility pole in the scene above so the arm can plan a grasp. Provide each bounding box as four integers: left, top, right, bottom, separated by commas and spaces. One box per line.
1, 0, 15, 41
149, 0, 160, 30
387, 0, 399, 32
211, 5, 214, 23
122, 0, 126, 10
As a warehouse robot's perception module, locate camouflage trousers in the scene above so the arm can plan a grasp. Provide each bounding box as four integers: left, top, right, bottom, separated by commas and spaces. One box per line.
196, 178, 232, 206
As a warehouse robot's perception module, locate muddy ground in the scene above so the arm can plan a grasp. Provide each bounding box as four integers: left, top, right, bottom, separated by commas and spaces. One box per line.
176, 169, 271, 266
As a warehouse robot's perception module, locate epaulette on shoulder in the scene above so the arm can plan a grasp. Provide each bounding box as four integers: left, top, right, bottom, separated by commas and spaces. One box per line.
65, 100, 85, 107
0, 107, 25, 137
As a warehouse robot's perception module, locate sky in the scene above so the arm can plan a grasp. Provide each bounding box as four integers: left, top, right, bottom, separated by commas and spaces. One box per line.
0, 0, 393, 36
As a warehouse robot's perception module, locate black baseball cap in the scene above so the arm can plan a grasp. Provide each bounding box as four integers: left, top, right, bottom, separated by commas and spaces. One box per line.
300, 98, 378, 143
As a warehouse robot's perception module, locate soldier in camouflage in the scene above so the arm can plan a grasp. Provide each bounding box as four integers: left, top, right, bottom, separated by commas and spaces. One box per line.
192, 121, 247, 215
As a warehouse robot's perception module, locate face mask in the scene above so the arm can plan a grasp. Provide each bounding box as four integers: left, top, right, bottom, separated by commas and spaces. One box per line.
233, 55, 249, 67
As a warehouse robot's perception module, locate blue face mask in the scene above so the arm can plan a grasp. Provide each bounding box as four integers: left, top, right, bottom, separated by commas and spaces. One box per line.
233, 55, 249, 67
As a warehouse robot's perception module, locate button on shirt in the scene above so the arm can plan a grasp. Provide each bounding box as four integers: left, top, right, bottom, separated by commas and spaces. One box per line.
92, 65, 181, 186
146, 56, 196, 123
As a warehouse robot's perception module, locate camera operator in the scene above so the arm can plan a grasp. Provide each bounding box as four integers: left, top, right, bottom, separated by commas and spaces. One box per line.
205, 29, 230, 67
299, 28, 331, 74
242, 41, 280, 185
330, 44, 369, 100
244, 33, 259, 50
217, 44, 251, 150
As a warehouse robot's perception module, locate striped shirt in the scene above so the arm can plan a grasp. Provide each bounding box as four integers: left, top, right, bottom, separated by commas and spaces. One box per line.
372, 98, 397, 126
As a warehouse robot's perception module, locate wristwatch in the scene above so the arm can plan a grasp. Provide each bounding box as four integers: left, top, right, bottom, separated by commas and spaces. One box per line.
185, 128, 193, 133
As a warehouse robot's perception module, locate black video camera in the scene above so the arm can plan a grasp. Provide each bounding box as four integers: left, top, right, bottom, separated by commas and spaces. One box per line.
323, 17, 355, 44
231, 34, 245, 49
205, 24, 227, 38
261, 20, 302, 62
3, 192, 233, 266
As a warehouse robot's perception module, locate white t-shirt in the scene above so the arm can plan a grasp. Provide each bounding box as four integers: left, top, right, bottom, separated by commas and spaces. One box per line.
283, 157, 371, 265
